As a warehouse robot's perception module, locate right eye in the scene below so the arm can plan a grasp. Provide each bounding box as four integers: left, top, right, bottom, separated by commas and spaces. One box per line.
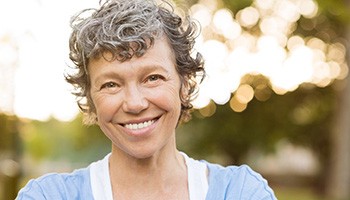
100, 82, 118, 90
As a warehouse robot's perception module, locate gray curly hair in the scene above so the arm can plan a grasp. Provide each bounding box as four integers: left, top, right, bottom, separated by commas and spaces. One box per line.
66, 0, 205, 125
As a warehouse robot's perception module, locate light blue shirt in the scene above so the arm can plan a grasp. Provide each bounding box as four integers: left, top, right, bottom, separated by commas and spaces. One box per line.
17, 161, 277, 200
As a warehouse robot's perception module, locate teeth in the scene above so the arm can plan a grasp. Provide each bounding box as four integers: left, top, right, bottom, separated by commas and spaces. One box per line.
125, 120, 155, 130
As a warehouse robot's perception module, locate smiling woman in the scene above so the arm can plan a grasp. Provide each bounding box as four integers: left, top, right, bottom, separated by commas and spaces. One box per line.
89, 37, 182, 160
16, 0, 277, 199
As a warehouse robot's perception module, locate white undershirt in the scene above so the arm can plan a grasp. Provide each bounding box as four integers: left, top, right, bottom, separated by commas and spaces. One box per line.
89, 152, 208, 200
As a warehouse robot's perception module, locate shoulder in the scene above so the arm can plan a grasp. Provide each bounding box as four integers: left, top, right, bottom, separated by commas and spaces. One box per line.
16, 167, 93, 200
204, 162, 277, 200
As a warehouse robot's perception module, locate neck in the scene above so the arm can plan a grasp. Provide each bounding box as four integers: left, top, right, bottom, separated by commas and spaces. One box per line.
109, 138, 186, 183
108, 138, 188, 199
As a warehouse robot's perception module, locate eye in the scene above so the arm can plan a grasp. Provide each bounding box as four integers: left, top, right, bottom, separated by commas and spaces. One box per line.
146, 74, 164, 83
100, 82, 118, 90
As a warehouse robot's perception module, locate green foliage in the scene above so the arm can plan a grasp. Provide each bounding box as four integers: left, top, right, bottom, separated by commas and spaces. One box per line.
221, 0, 350, 42
177, 82, 336, 166
20, 115, 110, 163
221, 0, 253, 13
221, 0, 350, 24
274, 186, 330, 200
316, 0, 350, 24
0, 114, 19, 151
0, 114, 21, 200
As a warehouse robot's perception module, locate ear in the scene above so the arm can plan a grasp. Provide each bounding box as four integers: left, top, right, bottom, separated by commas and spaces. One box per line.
179, 80, 190, 105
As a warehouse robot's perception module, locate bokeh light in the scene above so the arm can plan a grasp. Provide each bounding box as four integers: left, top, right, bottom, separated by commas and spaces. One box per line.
192, 0, 348, 111
0, 0, 348, 120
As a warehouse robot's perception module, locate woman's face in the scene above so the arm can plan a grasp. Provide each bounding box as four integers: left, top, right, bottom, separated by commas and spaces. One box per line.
89, 37, 182, 159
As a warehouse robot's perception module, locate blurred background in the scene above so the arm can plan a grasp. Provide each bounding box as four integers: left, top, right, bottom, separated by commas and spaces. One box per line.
0, 0, 349, 199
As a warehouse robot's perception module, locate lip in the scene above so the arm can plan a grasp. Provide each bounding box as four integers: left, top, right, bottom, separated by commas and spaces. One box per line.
120, 116, 158, 125
118, 116, 161, 137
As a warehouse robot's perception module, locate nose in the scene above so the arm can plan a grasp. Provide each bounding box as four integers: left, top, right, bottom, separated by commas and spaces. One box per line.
122, 85, 149, 114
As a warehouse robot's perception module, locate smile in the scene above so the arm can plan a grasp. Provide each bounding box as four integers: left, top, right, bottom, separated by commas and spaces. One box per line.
124, 119, 155, 130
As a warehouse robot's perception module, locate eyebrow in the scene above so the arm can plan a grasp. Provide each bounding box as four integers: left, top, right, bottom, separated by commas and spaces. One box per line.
92, 64, 171, 85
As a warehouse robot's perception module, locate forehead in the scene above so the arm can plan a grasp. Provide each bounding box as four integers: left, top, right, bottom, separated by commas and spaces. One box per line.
87, 36, 177, 76
91, 36, 175, 65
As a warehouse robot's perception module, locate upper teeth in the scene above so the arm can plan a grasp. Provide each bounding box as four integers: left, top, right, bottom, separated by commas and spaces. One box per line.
125, 120, 155, 130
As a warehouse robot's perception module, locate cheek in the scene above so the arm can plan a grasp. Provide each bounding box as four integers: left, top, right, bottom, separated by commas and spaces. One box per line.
93, 95, 121, 121
148, 85, 182, 113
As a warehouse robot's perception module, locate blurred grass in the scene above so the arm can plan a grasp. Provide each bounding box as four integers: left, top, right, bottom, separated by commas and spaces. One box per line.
274, 186, 329, 200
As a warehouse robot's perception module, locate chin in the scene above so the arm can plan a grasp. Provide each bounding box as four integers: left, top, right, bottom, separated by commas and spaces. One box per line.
124, 146, 161, 160
127, 152, 156, 161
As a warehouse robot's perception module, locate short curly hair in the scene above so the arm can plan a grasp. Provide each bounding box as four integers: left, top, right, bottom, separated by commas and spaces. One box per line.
66, 0, 205, 125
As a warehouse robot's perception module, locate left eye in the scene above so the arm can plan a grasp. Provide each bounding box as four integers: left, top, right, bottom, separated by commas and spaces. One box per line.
147, 74, 163, 82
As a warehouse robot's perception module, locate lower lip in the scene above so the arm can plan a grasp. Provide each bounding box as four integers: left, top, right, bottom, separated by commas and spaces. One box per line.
122, 119, 159, 137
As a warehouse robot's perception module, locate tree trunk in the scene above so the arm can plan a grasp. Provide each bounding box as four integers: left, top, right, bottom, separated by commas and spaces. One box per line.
326, 27, 350, 199
0, 115, 21, 200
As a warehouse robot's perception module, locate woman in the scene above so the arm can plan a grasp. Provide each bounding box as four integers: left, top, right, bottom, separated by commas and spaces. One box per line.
17, 0, 277, 199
